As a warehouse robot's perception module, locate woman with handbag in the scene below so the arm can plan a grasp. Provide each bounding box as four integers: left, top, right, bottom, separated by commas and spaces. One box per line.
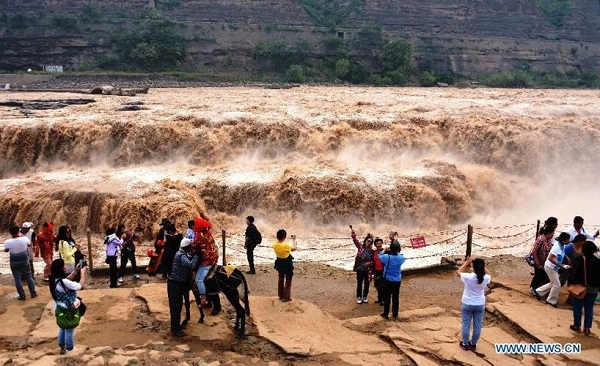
569, 241, 600, 336
378, 241, 405, 319
529, 227, 554, 294
49, 258, 86, 355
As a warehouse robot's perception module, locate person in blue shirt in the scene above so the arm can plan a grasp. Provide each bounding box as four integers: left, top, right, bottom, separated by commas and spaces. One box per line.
378, 241, 406, 319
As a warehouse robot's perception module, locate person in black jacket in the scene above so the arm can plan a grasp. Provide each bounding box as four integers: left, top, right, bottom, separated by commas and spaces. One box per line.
162, 224, 183, 279
569, 241, 600, 336
168, 238, 198, 337
244, 216, 261, 274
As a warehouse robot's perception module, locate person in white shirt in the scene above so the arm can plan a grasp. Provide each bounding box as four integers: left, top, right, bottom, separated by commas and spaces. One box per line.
50, 258, 86, 355
566, 216, 598, 242
4, 225, 37, 300
456, 256, 491, 351
534, 235, 571, 307
20, 222, 36, 275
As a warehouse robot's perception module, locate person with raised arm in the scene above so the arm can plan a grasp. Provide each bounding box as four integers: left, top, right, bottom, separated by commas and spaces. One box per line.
273, 229, 297, 302
378, 240, 405, 319
566, 216, 599, 242
350, 225, 374, 304
456, 257, 490, 351
50, 258, 86, 355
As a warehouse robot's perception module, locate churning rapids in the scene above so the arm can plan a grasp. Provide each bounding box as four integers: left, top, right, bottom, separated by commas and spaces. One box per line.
1, 86, 599, 269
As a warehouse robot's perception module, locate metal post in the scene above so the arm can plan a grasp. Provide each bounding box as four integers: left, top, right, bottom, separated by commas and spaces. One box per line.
222, 229, 226, 266
466, 224, 473, 259
86, 227, 93, 273
535, 220, 541, 239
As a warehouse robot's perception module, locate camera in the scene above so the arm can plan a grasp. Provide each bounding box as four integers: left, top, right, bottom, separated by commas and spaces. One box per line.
78, 259, 87, 269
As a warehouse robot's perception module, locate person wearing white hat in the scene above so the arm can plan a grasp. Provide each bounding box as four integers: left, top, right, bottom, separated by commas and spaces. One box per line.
20, 222, 37, 276
167, 238, 199, 337
4, 225, 37, 300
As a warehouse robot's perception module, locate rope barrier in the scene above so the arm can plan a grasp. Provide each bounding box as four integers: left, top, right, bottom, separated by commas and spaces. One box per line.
473, 223, 536, 230
471, 236, 534, 250
88, 221, 600, 268
472, 226, 536, 240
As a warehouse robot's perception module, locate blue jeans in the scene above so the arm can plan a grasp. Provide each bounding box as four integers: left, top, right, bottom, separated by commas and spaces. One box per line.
573, 289, 598, 329
58, 327, 74, 350
10, 258, 37, 298
195, 265, 211, 294
461, 303, 485, 345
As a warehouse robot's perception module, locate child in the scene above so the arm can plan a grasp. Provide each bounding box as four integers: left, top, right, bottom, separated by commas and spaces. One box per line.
273, 229, 297, 302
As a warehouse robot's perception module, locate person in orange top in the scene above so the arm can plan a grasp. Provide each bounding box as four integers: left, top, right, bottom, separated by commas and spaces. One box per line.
372, 238, 385, 304
37, 222, 56, 281
193, 217, 218, 307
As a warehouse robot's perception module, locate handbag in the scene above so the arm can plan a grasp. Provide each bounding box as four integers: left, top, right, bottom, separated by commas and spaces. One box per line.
77, 297, 87, 317
377, 256, 391, 290
567, 256, 587, 300
55, 306, 81, 329
524, 253, 535, 267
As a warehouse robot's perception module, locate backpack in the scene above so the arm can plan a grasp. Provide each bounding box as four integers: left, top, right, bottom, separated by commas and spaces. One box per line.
254, 228, 262, 245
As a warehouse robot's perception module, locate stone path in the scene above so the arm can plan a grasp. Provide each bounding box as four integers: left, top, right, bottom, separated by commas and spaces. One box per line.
0, 279, 598, 365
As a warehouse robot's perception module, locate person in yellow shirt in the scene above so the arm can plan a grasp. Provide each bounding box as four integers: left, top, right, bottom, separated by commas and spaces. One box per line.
273, 229, 297, 302
56, 226, 79, 274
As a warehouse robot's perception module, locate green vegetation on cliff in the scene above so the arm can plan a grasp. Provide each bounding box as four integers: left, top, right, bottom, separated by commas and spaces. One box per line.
101, 10, 185, 71
536, 0, 573, 27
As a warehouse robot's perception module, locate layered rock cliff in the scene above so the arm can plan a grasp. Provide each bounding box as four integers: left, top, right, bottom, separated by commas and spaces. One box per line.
1, 0, 599, 76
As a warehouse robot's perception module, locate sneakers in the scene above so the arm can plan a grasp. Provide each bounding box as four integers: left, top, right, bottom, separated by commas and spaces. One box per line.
533, 290, 542, 301
546, 301, 557, 308
59, 348, 67, 355
16, 296, 26, 301
570, 325, 582, 333
460, 341, 476, 351
362, 297, 368, 304
379, 312, 389, 319
357, 297, 363, 304
133, 274, 140, 279
31, 293, 38, 299
529, 287, 536, 296
117, 277, 124, 283
583, 327, 591, 336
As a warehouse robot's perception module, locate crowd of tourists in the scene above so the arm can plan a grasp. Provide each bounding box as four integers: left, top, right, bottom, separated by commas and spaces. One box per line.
3, 213, 599, 355
528, 216, 599, 336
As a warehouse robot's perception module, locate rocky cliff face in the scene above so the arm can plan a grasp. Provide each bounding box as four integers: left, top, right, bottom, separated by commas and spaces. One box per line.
1, 0, 599, 76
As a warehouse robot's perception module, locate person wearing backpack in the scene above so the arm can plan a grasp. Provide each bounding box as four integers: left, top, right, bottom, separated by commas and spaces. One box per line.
244, 216, 262, 274
49, 258, 86, 355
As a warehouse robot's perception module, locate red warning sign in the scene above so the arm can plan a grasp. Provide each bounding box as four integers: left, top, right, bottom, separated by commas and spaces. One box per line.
410, 236, 427, 249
